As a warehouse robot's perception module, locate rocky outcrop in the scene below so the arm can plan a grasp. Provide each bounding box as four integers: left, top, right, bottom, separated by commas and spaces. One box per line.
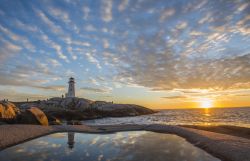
13, 97, 155, 121
95, 104, 155, 117
44, 103, 155, 120
0, 101, 20, 120
44, 109, 102, 121
17, 107, 49, 126
19, 97, 92, 110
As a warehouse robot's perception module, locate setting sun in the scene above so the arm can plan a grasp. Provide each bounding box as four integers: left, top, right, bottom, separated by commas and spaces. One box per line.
200, 99, 213, 108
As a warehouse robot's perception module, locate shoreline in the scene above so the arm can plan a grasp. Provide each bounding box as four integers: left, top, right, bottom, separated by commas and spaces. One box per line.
0, 124, 250, 161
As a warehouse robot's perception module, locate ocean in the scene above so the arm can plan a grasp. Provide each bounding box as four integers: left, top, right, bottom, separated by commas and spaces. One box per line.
83, 107, 250, 128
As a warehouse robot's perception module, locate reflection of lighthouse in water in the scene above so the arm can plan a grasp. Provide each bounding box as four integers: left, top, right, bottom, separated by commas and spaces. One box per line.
67, 132, 75, 149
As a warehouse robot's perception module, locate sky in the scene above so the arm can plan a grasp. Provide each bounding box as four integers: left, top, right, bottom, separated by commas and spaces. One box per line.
0, 0, 250, 109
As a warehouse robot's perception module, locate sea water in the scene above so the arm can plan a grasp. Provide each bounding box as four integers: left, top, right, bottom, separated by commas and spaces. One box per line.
83, 107, 250, 127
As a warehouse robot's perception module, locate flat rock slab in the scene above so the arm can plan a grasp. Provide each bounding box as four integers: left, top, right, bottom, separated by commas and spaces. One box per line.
0, 125, 54, 150
145, 124, 250, 161
1, 124, 250, 161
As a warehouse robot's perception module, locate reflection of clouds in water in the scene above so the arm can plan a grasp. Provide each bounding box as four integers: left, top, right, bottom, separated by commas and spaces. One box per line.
98, 142, 107, 148
0, 132, 220, 161
65, 148, 74, 156
51, 143, 61, 148
15, 148, 25, 153
114, 133, 124, 140
49, 133, 67, 138
119, 132, 219, 161
104, 136, 110, 140
1, 134, 65, 161
90, 136, 100, 145
98, 154, 103, 161
36, 140, 50, 146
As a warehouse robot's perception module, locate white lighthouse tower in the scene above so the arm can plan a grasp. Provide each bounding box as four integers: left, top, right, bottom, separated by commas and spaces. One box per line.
66, 77, 75, 98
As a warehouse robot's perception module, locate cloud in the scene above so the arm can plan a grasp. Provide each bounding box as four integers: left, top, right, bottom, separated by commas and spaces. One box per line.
47, 58, 61, 67
72, 40, 91, 47
176, 21, 187, 30
33, 85, 65, 91
89, 77, 100, 86
236, 2, 249, 13
118, 0, 129, 12
51, 42, 70, 63
47, 6, 80, 34
82, 6, 90, 20
0, 39, 22, 62
0, 89, 48, 101
1, 0, 250, 103
112, 46, 250, 90
81, 86, 112, 93
85, 24, 96, 31
198, 12, 213, 24
103, 39, 109, 48
101, 0, 113, 22
48, 7, 70, 24
161, 95, 187, 99
0, 10, 4, 16
85, 53, 102, 69
66, 46, 77, 60
189, 30, 204, 36
159, 9, 175, 23
14, 20, 38, 32
37, 32, 69, 62
0, 24, 35, 52
102, 52, 119, 66
35, 8, 63, 34
236, 14, 250, 36
0, 62, 59, 87
65, 69, 75, 77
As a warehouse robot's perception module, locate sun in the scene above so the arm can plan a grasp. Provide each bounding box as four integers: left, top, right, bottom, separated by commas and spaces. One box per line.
200, 99, 213, 108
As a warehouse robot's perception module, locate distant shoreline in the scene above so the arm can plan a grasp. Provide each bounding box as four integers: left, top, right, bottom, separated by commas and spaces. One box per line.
0, 124, 250, 161
155, 106, 250, 110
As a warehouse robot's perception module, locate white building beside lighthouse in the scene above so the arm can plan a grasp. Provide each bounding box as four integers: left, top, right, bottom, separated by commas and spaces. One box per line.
66, 77, 75, 98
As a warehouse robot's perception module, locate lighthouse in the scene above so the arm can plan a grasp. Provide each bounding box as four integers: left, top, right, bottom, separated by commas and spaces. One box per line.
66, 77, 75, 98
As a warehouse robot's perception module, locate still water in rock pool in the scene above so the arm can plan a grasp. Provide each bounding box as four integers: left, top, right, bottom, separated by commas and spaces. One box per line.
0, 131, 220, 161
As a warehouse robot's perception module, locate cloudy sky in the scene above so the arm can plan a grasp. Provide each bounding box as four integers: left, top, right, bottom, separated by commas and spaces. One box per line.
0, 0, 250, 109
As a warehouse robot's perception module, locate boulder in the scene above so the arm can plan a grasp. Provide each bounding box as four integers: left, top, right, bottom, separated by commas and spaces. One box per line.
46, 114, 61, 125
27, 107, 49, 126
0, 101, 20, 119
17, 107, 49, 126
